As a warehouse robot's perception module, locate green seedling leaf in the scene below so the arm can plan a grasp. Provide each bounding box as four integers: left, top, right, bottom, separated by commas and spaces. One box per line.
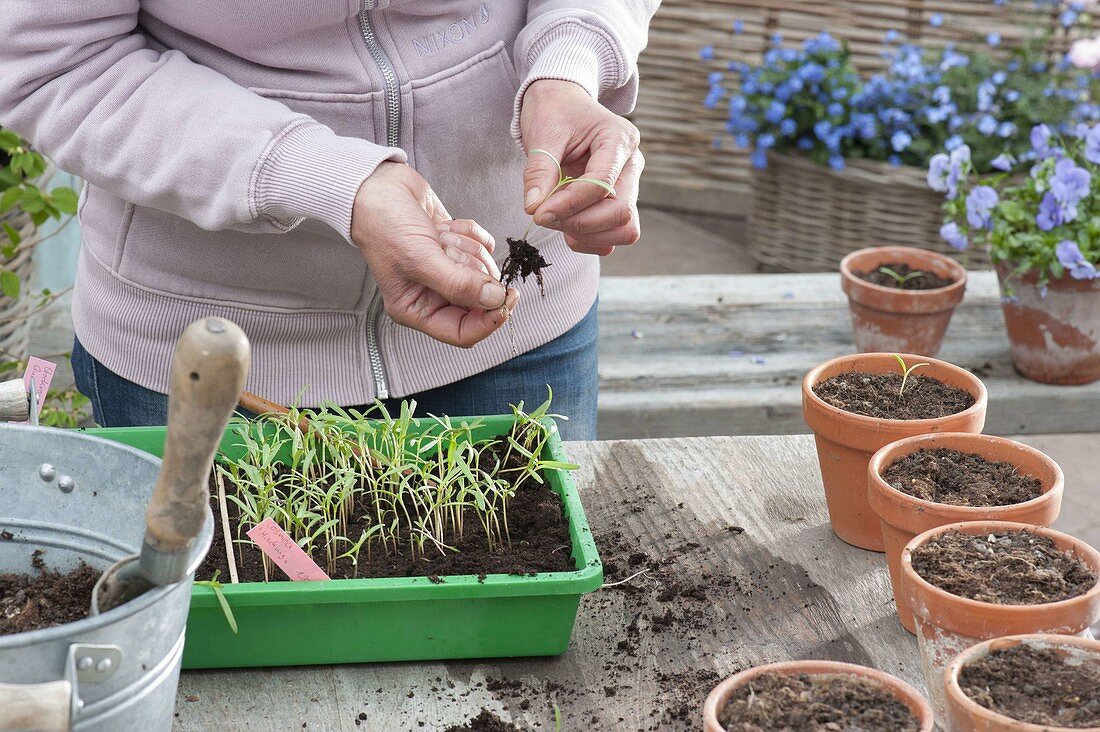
877, 266, 923, 285
194, 571, 238, 634
893, 354, 930, 396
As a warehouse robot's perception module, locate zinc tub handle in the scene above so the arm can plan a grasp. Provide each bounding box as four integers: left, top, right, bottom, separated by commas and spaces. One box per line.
0, 379, 29, 423
0, 680, 71, 731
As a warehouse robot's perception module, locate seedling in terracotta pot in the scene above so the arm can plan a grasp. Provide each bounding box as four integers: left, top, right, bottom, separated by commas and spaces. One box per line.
802, 352, 987, 550
877, 266, 926, 287
840, 246, 967, 357
892, 354, 929, 396
900, 520, 1100, 720
945, 634, 1100, 731
501, 149, 615, 296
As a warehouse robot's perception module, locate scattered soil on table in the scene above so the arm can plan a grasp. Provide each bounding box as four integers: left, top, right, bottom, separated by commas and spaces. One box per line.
813, 371, 975, 420
443, 710, 523, 731
959, 644, 1100, 728
501, 237, 550, 296
855, 263, 955, 290
0, 550, 100, 635
881, 448, 1043, 506
910, 529, 1097, 604
717, 672, 921, 731
197, 436, 575, 582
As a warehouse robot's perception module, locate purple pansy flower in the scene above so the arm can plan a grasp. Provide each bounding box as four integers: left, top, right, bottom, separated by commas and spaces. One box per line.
990, 154, 1014, 171
1056, 240, 1099, 280
965, 186, 998, 229
940, 222, 968, 251
1031, 124, 1053, 157
1037, 192, 1064, 231
1085, 125, 1100, 165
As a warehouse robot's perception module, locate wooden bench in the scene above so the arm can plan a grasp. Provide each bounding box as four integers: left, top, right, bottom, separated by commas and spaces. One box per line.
598, 271, 1100, 439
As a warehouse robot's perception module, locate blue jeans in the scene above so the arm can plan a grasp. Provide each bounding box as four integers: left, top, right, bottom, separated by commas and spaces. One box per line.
71, 302, 599, 440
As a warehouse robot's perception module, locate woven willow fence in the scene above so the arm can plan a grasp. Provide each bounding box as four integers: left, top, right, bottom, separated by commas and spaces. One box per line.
635, 0, 1092, 213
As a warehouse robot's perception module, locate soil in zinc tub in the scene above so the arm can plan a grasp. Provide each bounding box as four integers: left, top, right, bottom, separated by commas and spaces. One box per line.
812, 372, 975, 420
910, 529, 1097, 604
881, 448, 1042, 506
0, 548, 100, 635
959, 644, 1100, 728
716, 673, 921, 732
197, 435, 575, 582
855, 263, 956, 290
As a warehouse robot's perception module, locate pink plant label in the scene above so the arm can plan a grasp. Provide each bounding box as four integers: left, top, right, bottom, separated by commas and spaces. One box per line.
22, 357, 55, 421
246, 518, 330, 581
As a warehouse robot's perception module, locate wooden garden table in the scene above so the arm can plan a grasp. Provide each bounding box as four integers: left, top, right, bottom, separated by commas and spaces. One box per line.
173, 435, 925, 731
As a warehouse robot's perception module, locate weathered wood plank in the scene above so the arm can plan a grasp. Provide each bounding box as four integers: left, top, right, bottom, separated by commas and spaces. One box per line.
174, 435, 925, 731
597, 272, 1100, 438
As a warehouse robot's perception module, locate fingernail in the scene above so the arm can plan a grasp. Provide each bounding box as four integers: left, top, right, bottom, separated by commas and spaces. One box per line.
524, 187, 542, 209
445, 246, 467, 263
441, 232, 462, 248
480, 282, 506, 309
537, 212, 559, 228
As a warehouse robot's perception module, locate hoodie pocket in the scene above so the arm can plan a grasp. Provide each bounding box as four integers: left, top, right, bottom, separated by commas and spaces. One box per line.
408, 41, 527, 243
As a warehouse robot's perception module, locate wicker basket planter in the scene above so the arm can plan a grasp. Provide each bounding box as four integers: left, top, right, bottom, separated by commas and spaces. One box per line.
749, 151, 989, 273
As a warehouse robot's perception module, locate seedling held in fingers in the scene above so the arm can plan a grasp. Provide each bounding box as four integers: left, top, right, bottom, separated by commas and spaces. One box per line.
501, 149, 616, 296
893, 354, 930, 396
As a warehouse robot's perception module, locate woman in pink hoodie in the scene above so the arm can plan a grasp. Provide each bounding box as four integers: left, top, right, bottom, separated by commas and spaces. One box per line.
0, 1, 658, 438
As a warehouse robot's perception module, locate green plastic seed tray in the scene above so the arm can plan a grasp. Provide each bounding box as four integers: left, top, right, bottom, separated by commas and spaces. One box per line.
86, 415, 602, 668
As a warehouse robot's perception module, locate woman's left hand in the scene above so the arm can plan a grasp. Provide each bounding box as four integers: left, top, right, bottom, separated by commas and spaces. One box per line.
518, 79, 644, 256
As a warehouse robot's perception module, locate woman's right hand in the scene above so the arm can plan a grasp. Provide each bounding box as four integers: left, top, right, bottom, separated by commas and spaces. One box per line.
351, 163, 518, 348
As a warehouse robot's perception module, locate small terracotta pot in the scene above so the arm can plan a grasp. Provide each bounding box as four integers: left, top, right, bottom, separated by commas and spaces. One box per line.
944, 634, 1100, 732
996, 262, 1100, 385
802, 353, 988, 551
702, 660, 934, 732
841, 246, 967, 357
901, 520, 1100, 723
868, 433, 1064, 634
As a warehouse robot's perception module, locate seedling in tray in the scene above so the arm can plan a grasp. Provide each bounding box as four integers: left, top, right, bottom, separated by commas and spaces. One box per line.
501, 149, 616, 296
214, 391, 578, 581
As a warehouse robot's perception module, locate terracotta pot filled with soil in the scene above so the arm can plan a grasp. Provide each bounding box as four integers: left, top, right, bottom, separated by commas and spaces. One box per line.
702, 659, 934, 732
841, 246, 967, 357
996, 262, 1100, 385
868, 433, 1064, 633
900, 521, 1100, 721
944, 634, 1100, 731
802, 353, 988, 551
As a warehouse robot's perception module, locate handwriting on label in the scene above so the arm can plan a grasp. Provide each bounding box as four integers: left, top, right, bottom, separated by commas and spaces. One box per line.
22, 357, 55, 421
246, 518, 330, 581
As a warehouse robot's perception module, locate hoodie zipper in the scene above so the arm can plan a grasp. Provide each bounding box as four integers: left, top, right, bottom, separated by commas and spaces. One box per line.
358, 2, 400, 399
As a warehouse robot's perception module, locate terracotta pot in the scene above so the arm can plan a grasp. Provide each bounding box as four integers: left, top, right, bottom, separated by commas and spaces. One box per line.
802, 353, 988, 551
868, 433, 1064, 634
901, 520, 1100, 723
944, 634, 1100, 732
841, 246, 967, 357
996, 262, 1100, 385
702, 660, 934, 732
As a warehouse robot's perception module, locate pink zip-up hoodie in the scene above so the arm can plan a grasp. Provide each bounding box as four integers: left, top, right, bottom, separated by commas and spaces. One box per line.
0, 0, 658, 404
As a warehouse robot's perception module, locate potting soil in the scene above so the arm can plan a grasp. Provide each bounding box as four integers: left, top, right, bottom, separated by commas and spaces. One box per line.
813, 371, 975, 420
501, 237, 550, 296
882, 448, 1042, 506
0, 549, 100, 635
854, 262, 955, 290
959, 644, 1100, 727
910, 529, 1096, 604
716, 672, 921, 731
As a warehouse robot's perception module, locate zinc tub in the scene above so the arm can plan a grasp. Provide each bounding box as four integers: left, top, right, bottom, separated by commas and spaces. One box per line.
86, 416, 603, 669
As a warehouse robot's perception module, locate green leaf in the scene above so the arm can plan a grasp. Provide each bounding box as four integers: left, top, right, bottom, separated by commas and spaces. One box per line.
50, 187, 78, 215
0, 187, 21, 213
2, 223, 20, 248
0, 270, 19, 300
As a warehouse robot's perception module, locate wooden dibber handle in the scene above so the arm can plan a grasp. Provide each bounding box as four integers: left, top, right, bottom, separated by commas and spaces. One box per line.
0, 378, 29, 422
239, 389, 312, 435
144, 317, 250, 557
